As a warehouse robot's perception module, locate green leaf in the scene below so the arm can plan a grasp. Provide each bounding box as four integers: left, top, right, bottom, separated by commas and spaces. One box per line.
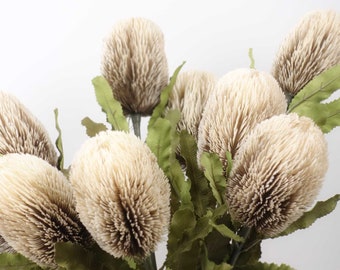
210, 223, 244, 242
204, 229, 232, 265
201, 152, 227, 205
148, 62, 185, 129
180, 131, 214, 216
288, 65, 340, 133
225, 151, 233, 178
55, 242, 132, 270
166, 211, 214, 269
169, 240, 202, 270
236, 262, 295, 270
92, 76, 129, 132
146, 115, 192, 208
0, 253, 42, 270
54, 108, 64, 171
248, 48, 255, 69
276, 194, 340, 237
202, 244, 233, 270
167, 207, 197, 256
81, 117, 107, 137
233, 233, 262, 267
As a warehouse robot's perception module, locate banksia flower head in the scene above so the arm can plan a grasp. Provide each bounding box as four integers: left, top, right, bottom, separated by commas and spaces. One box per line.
0, 92, 57, 166
226, 114, 328, 237
166, 70, 216, 139
0, 154, 92, 268
197, 68, 287, 169
272, 10, 340, 97
69, 131, 171, 259
102, 17, 169, 115
0, 236, 15, 253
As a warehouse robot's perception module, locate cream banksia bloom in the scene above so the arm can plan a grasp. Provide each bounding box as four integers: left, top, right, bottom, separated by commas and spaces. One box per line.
166, 70, 216, 139
0, 154, 91, 268
0, 236, 14, 253
102, 17, 169, 115
272, 10, 340, 97
197, 68, 287, 169
0, 92, 57, 166
69, 131, 171, 259
226, 114, 328, 237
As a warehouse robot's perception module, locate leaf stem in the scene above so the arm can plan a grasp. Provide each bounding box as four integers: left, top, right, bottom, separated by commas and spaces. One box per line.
229, 226, 252, 266
131, 114, 142, 138
143, 252, 157, 270
288, 75, 340, 112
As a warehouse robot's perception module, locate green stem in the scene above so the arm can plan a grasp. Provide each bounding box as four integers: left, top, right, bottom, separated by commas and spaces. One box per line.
229, 227, 252, 266
143, 252, 157, 270
131, 114, 141, 138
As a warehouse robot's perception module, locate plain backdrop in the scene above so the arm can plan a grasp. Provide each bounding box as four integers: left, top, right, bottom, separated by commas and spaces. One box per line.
0, 0, 339, 269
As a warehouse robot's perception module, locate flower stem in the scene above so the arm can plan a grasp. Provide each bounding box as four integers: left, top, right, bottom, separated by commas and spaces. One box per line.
229, 227, 252, 266
131, 114, 141, 138
143, 252, 157, 270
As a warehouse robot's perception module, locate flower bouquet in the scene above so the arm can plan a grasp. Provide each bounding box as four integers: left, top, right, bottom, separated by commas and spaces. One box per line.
0, 10, 339, 270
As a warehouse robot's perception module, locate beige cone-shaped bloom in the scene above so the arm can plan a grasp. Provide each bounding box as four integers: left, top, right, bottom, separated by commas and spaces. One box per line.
0, 154, 91, 268
272, 10, 340, 97
102, 17, 169, 115
69, 131, 171, 259
0, 236, 15, 253
0, 92, 57, 166
167, 70, 216, 139
197, 68, 287, 169
226, 114, 328, 236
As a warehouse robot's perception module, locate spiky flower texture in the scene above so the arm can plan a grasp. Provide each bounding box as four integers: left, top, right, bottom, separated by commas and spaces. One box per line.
272, 10, 340, 97
0, 92, 57, 165
69, 131, 171, 259
197, 69, 287, 169
102, 17, 169, 115
167, 70, 216, 139
226, 114, 328, 236
0, 154, 91, 268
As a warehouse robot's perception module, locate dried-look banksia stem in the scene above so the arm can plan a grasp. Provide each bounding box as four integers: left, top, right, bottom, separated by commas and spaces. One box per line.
166, 70, 216, 139
226, 114, 328, 237
197, 68, 287, 169
0, 154, 92, 268
272, 10, 340, 97
0, 91, 57, 166
102, 17, 169, 115
69, 131, 171, 259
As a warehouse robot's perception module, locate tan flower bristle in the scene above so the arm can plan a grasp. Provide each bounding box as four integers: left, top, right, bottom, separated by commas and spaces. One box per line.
0, 92, 57, 166
0, 154, 91, 268
272, 10, 340, 97
226, 114, 328, 236
102, 17, 169, 115
197, 68, 287, 170
167, 70, 216, 139
69, 131, 171, 259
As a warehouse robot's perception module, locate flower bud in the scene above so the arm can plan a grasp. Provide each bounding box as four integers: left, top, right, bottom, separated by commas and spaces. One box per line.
69, 131, 171, 259
102, 17, 169, 115
226, 114, 328, 236
197, 69, 286, 169
272, 10, 340, 97
167, 70, 216, 139
0, 154, 91, 268
0, 92, 57, 166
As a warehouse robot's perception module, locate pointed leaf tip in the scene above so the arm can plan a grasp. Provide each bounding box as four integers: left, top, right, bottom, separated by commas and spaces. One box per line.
92, 76, 129, 132
54, 108, 64, 171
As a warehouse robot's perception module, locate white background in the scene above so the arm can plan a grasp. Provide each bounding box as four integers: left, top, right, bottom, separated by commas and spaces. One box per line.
0, 0, 339, 269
